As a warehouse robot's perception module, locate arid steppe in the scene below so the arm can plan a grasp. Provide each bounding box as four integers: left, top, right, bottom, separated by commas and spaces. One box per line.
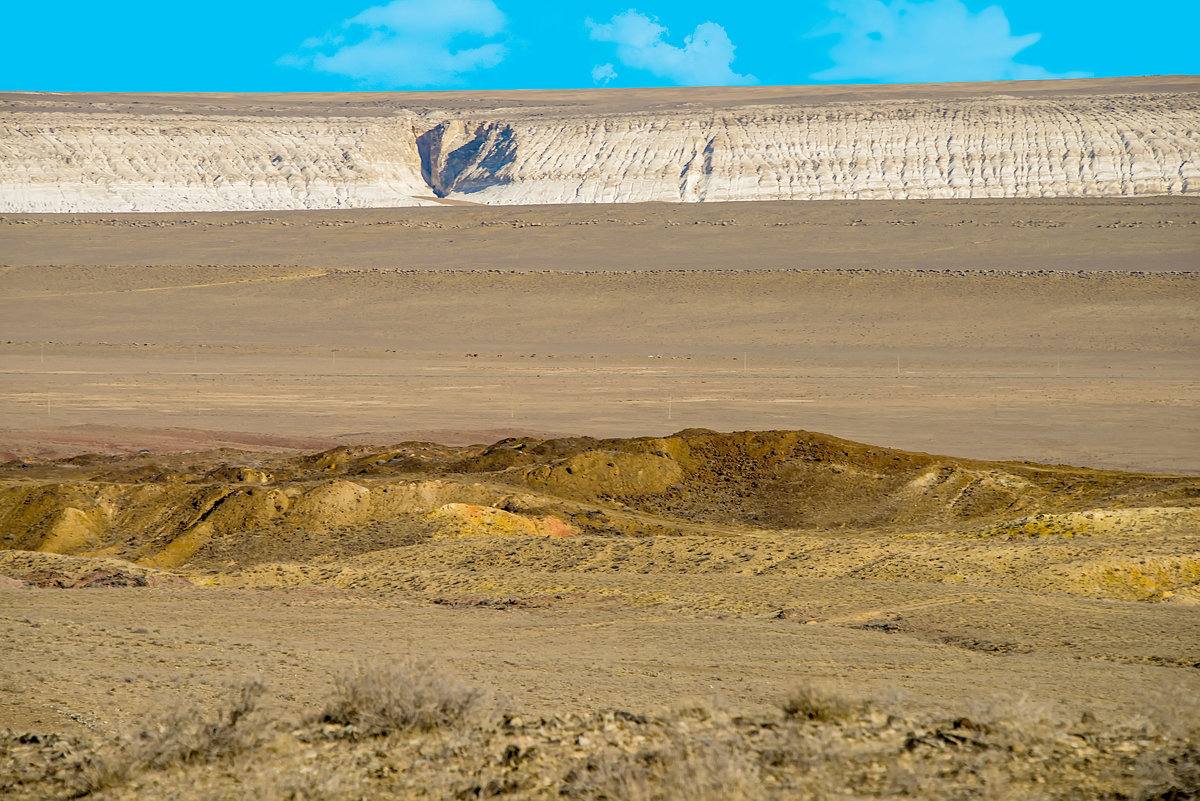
2, 81, 1199, 800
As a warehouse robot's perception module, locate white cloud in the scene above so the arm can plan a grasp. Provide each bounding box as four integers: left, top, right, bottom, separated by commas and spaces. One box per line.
592, 63, 618, 84
282, 0, 508, 87
814, 0, 1090, 83
587, 10, 756, 87
348, 0, 504, 36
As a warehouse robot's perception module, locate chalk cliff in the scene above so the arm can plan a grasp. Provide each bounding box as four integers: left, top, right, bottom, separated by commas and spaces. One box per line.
2, 82, 1197, 212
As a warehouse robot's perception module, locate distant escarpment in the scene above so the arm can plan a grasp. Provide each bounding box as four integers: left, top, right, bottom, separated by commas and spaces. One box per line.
1, 79, 1197, 212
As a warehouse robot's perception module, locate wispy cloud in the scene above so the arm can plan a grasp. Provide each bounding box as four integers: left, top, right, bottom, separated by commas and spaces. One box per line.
281, 0, 508, 88
587, 10, 756, 87
813, 0, 1090, 83
591, 63, 618, 85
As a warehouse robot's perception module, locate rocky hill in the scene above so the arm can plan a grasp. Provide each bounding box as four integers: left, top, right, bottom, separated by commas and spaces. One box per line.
2, 78, 1197, 212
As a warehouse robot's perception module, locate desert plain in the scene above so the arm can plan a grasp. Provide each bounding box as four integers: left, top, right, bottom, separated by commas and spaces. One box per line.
1, 79, 1199, 800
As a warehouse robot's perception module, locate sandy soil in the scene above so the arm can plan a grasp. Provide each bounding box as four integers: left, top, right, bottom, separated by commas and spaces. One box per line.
2, 581, 1195, 734
3, 576, 1195, 800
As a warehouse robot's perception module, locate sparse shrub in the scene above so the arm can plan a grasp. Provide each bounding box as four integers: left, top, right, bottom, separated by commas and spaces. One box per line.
129, 679, 266, 769
781, 682, 860, 723
0, 732, 129, 800
69, 750, 129, 798
563, 732, 764, 801
1137, 742, 1200, 801
258, 766, 365, 801
317, 658, 487, 737
1135, 687, 1200, 800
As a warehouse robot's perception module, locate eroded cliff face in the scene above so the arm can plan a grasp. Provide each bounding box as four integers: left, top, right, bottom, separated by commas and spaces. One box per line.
0, 116, 436, 212
2, 89, 1197, 212
426, 95, 1199, 204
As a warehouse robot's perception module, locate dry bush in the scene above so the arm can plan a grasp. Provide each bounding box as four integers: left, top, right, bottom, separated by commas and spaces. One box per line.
317, 657, 488, 737
128, 679, 266, 770
563, 732, 764, 801
1134, 709, 1200, 801
67, 751, 129, 799
255, 766, 366, 801
1137, 744, 1200, 801
0, 732, 128, 801
781, 682, 861, 723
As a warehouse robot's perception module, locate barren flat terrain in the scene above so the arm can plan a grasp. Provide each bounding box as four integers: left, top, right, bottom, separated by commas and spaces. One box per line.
2, 199, 1198, 472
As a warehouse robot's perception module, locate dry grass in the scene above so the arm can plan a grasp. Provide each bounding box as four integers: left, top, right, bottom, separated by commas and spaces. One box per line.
5, 669, 1199, 800
1138, 744, 1200, 801
0, 680, 266, 800
780, 682, 862, 723
315, 657, 490, 737
562, 732, 764, 801
127, 679, 266, 770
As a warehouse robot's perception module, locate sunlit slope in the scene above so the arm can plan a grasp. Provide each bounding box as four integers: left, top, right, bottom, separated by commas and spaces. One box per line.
2, 429, 1197, 602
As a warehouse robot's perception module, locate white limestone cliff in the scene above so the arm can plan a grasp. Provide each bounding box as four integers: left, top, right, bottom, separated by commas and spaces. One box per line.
0, 117, 437, 212
1, 91, 1197, 212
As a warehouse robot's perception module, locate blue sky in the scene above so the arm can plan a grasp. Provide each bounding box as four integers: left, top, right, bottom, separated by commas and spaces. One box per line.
3, 0, 1196, 91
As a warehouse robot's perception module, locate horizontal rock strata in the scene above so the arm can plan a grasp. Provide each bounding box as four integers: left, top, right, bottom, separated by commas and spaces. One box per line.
2, 88, 1197, 212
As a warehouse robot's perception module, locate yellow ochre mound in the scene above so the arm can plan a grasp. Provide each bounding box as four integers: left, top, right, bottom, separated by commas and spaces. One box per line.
1, 429, 1196, 600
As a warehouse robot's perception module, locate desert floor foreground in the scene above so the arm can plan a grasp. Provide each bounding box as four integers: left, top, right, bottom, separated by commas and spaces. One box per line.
1, 428, 1199, 800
